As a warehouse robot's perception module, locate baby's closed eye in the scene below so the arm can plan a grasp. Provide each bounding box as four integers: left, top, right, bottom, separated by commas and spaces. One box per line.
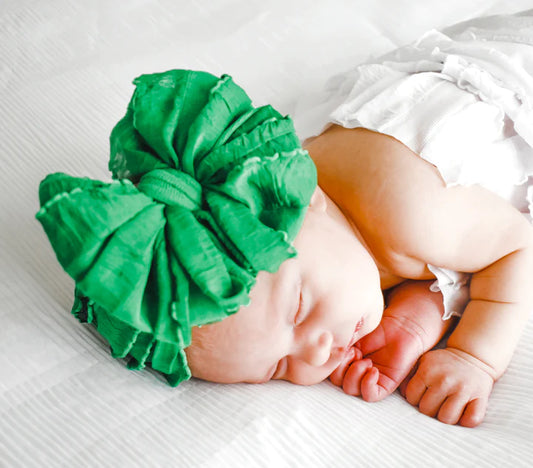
293, 280, 309, 327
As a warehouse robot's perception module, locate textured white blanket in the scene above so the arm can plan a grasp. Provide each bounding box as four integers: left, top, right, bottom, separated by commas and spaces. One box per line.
1, 1, 533, 466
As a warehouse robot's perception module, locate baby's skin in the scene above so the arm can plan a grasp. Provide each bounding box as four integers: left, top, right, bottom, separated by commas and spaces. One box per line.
308, 126, 533, 427
329, 281, 447, 397
328, 281, 477, 424
186, 125, 533, 428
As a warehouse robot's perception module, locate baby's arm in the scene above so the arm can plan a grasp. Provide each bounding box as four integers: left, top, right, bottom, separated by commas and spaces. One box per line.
403, 243, 533, 426
378, 138, 533, 426
330, 280, 454, 400
309, 127, 533, 426
389, 159, 533, 426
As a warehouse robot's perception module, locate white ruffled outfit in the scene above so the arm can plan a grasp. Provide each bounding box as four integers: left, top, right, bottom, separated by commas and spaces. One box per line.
295, 10, 533, 319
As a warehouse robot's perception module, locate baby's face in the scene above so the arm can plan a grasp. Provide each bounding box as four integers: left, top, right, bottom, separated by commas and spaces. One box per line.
186, 187, 384, 386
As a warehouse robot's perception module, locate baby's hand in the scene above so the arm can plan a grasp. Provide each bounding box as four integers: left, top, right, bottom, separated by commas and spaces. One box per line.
329, 315, 426, 402
400, 347, 495, 427
330, 280, 452, 402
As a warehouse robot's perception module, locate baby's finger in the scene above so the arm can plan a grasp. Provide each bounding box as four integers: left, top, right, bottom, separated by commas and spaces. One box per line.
342, 359, 373, 396
329, 347, 358, 386
399, 363, 419, 397
361, 367, 390, 402
459, 398, 488, 428
404, 374, 427, 407
418, 387, 447, 418
437, 394, 470, 425
355, 325, 385, 356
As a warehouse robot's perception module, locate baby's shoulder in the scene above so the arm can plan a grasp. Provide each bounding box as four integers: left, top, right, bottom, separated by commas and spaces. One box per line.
307, 124, 532, 275
308, 125, 442, 278
307, 125, 445, 216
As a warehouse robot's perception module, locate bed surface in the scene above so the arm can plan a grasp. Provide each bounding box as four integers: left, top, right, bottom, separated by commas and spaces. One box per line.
2, 1, 533, 466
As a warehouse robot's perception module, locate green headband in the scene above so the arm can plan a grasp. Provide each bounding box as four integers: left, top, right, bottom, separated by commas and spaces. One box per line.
36, 69, 317, 386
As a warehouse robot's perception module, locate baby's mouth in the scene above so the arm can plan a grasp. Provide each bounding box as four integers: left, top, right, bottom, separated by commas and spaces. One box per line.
347, 318, 365, 348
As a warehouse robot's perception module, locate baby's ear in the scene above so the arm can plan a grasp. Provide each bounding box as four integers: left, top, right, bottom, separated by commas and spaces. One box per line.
309, 186, 327, 213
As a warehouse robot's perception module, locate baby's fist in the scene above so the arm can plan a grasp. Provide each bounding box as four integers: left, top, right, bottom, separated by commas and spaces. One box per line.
401, 348, 495, 427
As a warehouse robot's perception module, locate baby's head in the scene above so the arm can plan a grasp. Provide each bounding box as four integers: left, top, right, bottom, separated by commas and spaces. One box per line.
186, 185, 384, 386
37, 69, 383, 387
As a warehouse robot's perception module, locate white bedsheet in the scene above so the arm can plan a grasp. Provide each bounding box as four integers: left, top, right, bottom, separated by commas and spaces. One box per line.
2, 1, 533, 466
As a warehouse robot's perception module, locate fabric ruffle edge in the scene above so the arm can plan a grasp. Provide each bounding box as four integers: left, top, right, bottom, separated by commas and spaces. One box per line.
72, 288, 191, 386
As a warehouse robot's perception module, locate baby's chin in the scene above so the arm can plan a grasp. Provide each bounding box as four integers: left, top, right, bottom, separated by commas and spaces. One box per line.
278, 374, 329, 386
279, 355, 348, 386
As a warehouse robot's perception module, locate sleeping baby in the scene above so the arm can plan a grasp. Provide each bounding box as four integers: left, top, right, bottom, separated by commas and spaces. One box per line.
37, 10, 533, 428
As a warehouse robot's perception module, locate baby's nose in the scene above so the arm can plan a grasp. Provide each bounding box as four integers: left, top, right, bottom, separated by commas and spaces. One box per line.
293, 327, 333, 367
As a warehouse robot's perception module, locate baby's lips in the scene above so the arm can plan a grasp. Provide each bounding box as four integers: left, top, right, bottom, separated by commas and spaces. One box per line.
347, 318, 365, 348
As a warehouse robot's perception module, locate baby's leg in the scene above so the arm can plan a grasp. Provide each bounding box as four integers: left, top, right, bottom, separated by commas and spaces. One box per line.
330, 280, 455, 401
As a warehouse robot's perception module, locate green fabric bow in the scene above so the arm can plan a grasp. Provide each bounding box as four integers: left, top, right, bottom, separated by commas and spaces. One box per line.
36, 69, 317, 386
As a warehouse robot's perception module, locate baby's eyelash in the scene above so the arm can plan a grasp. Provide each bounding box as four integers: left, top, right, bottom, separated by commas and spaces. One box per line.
294, 284, 306, 326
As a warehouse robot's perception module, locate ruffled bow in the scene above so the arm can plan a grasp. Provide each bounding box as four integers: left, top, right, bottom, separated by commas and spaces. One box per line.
36, 70, 316, 385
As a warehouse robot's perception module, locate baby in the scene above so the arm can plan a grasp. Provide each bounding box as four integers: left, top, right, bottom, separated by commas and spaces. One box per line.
37, 11, 533, 429
186, 124, 532, 428
185, 11, 533, 428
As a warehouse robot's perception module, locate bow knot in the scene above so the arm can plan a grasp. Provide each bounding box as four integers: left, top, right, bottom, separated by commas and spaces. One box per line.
138, 168, 202, 210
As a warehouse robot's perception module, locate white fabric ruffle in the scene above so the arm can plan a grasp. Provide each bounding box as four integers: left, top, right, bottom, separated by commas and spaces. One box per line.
299, 10, 533, 319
